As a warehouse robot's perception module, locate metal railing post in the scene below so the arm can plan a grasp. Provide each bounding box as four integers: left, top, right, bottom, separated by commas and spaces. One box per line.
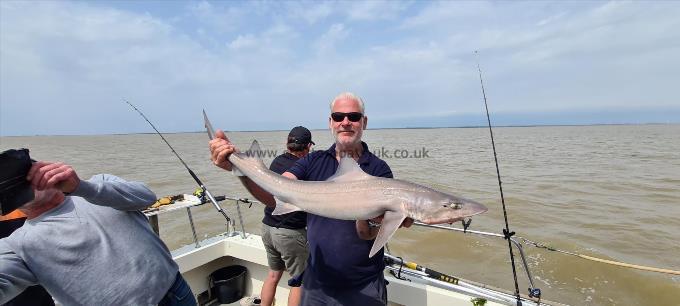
186, 207, 200, 248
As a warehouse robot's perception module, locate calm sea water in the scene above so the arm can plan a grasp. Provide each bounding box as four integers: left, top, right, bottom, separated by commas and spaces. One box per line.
2, 124, 679, 305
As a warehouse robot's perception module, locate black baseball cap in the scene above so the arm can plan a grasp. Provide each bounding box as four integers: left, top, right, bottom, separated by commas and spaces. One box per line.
288, 126, 315, 145
0, 148, 35, 215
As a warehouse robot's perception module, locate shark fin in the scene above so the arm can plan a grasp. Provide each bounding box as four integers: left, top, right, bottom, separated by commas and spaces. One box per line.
369, 210, 407, 258
326, 157, 373, 182
272, 197, 303, 215
232, 140, 267, 175
234, 140, 265, 161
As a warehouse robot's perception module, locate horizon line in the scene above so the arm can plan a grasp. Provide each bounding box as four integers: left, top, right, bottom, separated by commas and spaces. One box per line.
1, 122, 678, 138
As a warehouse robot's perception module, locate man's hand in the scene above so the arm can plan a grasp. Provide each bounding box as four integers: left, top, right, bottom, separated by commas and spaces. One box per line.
26, 161, 80, 193
369, 215, 414, 228
209, 129, 238, 171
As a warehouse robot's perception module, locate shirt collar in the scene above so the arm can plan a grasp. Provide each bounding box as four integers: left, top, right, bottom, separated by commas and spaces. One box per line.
324, 141, 372, 165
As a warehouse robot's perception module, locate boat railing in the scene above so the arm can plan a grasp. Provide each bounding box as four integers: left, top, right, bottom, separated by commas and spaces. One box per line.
144, 196, 539, 299
411, 222, 539, 299
143, 194, 254, 247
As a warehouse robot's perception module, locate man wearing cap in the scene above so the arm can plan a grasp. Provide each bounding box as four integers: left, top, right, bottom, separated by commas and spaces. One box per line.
240, 126, 314, 306
0, 149, 196, 306
210, 92, 413, 306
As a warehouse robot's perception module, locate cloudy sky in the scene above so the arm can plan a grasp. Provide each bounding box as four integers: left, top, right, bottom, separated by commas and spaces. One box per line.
1, 1, 679, 136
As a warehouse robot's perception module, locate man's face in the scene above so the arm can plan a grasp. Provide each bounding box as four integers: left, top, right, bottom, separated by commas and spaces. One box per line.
329, 98, 367, 148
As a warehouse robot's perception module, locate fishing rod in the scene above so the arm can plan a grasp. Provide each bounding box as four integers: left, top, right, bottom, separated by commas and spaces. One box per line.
384, 253, 543, 306
385, 253, 460, 285
474, 51, 532, 305
124, 100, 232, 226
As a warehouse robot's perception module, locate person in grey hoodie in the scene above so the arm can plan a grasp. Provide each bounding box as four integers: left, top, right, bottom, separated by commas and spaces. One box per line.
0, 157, 196, 306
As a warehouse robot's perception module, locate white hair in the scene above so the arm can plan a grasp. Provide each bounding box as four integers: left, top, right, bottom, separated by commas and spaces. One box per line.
330, 92, 365, 114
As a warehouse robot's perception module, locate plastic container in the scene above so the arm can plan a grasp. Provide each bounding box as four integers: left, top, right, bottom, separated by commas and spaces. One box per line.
210, 265, 247, 304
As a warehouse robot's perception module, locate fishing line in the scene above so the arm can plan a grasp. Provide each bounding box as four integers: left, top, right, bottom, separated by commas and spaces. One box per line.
123, 100, 232, 225
517, 237, 680, 275
474, 51, 526, 305
416, 221, 680, 276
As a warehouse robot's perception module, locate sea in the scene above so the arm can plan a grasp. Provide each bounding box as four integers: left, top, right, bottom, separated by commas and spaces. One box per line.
2, 124, 678, 305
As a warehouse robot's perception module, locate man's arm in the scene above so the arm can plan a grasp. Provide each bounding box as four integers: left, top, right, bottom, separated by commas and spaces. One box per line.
27, 161, 156, 211
356, 215, 415, 240
356, 218, 380, 240
209, 129, 298, 207
71, 174, 157, 211
0, 240, 37, 304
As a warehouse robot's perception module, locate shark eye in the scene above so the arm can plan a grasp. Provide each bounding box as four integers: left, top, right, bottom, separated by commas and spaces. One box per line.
448, 202, 462, 210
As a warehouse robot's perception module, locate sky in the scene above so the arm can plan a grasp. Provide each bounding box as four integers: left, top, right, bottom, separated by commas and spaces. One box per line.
1, 1, 679, 136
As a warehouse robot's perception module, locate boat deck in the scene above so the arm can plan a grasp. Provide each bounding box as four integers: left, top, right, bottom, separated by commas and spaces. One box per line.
172, 232, 552, 306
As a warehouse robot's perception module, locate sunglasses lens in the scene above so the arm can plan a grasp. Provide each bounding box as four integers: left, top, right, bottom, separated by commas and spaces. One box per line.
347, 113, 362, 122
331, 112, 363, 122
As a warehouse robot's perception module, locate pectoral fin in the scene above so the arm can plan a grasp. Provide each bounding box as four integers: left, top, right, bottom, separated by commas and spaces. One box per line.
369, 210, 407, 258
272, 197, 303, 215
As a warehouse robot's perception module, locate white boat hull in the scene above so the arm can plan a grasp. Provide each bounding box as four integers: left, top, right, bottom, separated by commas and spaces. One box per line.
172, 232, 554, 306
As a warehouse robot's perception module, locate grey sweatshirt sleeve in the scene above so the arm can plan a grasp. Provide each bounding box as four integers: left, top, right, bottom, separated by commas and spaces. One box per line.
0, 239, 38, 304
69, 174, 157, 211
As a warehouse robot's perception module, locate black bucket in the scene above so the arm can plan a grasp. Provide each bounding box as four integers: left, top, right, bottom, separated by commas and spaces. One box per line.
210, 265, 247, 304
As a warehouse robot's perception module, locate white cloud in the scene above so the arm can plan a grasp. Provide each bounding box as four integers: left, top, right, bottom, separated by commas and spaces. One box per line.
0, 1, 243, 135
346, 1, 411, 21
401, 1, 492, 29
284, 2, 334, 25
282, 1, 409, 24
1, 1, 678, 136
188, 1, 244, 33
313, 23, 349, 55
536, 11, 567, 27
507, 2, 680, 65
228, 34, 257, 50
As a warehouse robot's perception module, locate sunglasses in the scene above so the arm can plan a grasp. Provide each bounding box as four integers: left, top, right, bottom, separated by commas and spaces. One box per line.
331, 112, 363, 122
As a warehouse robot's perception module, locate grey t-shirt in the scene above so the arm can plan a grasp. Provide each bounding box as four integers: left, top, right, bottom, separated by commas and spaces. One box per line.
0, 174, 178, 305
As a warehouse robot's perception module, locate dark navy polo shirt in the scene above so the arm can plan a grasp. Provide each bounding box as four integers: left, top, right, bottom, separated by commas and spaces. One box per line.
263, 152, 307, 229
286, 141, 393, 287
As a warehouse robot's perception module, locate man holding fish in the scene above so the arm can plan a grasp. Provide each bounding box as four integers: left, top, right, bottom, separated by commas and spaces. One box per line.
208, 92, 486, 306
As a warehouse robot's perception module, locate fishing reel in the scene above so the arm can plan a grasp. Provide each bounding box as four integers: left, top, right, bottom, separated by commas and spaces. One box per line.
193, 188, 206, 203
461, 218, 472, 232
529, 287, 541, 299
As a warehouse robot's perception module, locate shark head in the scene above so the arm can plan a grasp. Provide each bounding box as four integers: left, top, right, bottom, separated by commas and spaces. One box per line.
411, 189, 488, 224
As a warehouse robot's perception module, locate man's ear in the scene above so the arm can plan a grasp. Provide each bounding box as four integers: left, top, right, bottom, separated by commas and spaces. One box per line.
362, 116, 368, 130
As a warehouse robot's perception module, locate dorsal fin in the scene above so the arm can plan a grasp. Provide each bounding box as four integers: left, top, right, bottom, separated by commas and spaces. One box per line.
234, 140, 265, 161
232, 140, 266, 176
245, 140, 263, 160
326, 157, 374, 182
